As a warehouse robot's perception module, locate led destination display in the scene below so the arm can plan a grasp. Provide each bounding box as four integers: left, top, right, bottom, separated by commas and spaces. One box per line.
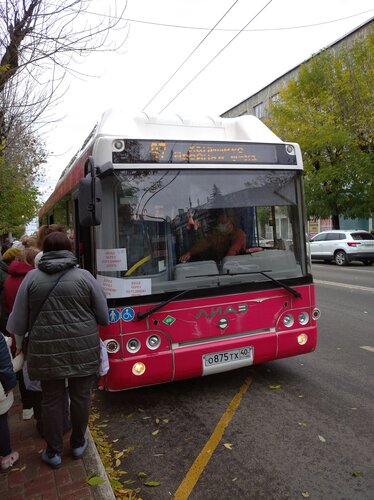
112, 140, 297, 165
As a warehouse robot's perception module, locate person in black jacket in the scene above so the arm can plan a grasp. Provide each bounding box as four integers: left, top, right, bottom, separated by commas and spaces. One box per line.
7, 232, 108, 469
0, 333, 19, 471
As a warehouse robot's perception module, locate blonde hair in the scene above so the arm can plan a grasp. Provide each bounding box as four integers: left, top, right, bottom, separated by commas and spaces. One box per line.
21, 235, 37, 248
14, 247, 39, 267
24, 247, 40, 267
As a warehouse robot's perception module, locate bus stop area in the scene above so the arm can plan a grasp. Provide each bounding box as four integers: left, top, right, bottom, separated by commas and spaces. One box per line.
0, 387, 115, 500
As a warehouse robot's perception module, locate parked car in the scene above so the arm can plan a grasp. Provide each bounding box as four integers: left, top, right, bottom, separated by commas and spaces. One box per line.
309, 230, 374, 266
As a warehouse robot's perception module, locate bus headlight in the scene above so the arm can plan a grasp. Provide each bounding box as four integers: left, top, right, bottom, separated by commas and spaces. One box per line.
113, 140, 124, 151
104, 339, 120, 354
132, 362, 146, 376
297, 334, 308, 345
127, 338, 141, 353
283, 314, 294, 328
146, 334, 161, 350
298, 312, 310, 325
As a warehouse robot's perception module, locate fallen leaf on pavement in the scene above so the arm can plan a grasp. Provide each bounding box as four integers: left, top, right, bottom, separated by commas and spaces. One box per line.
144, 481, 161, 487
86, 474, 105, 486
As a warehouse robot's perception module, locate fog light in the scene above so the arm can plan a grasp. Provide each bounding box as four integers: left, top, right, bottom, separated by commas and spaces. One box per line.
298, 312, 310, 325
147, 334, 161, 350
127, 338, 141, 353
297, 333, 308, 345
132, 362, 146, 376
104, 339, 120, 354
312, 308, 321, 320
283, 314, 294, 327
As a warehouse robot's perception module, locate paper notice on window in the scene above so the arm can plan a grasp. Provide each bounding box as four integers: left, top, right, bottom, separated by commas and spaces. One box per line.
124, 279, 151, 297
96, 249, 127, 271
97, 275, 152, 298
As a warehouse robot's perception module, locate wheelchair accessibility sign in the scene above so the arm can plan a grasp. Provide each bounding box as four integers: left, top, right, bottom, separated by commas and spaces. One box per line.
121, 307, 135, 322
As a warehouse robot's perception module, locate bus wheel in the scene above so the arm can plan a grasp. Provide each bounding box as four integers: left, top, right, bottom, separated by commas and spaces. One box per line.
335, 250, 348, 266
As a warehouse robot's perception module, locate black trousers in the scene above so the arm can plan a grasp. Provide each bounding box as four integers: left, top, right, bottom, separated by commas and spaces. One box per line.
40, 374, 95, 456
17, 370, 34, 410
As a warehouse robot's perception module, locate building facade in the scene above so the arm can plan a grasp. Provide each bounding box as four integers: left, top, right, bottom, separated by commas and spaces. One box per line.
221, 18, 373, 233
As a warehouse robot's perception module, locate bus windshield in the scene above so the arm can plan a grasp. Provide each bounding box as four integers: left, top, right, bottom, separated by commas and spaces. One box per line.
96, 168, 306, 297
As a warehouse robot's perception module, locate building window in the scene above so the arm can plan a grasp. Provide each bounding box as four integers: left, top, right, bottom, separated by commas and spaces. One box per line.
271, 93, 279, 102
253, 102, 263, 118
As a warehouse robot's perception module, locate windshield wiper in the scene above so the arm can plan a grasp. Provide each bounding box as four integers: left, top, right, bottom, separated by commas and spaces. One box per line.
188, 270, 302, 298
258, 271, 302, 298
137, 289, 191, 320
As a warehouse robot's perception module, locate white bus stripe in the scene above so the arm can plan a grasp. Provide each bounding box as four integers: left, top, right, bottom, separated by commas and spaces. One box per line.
360, 346, 374, 353
314, 280, 374, 293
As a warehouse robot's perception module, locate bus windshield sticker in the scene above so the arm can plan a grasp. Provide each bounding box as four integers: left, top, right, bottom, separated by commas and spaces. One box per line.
97, 275, 152, 298
123, 279, 151, 297
97, 275, 126, 298
108, 309, 120, 323
121, 307, 135, 321
163, 315, 176, 326
97, 248, 128, 271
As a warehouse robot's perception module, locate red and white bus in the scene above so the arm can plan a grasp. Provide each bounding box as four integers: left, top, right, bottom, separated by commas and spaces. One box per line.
40, 110, 320, 391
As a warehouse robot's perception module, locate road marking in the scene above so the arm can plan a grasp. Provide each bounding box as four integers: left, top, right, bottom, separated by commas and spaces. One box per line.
360, 346, 374, 353
174, 376, 252, 500
314, 280, 374, 293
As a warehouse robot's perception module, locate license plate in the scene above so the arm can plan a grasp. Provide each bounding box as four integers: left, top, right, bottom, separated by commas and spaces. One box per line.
203, 346, 253, 375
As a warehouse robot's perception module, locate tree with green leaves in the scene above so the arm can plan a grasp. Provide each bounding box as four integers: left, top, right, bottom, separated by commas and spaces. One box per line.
0, 1, 128, 237
0, 118, 46, 236
267, 29, 374, 229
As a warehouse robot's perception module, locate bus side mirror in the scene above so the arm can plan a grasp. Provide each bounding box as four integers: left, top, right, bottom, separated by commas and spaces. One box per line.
78, 175, 103, 226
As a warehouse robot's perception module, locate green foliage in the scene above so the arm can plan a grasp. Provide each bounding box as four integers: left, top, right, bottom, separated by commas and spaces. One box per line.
0, 117, 46, 236
267, 29, 374, 226
0, 152, 43, 236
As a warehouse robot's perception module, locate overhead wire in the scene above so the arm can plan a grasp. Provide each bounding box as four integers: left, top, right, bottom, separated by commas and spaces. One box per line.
141, 0, 240, 113
84, 8, 373, 32
158, 0, 273, 114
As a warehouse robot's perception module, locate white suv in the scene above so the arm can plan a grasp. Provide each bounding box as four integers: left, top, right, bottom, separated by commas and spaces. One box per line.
310, 230, 374, 266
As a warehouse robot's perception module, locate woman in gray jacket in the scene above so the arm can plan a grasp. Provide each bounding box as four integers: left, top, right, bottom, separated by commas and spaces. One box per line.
7, 232, 109, 469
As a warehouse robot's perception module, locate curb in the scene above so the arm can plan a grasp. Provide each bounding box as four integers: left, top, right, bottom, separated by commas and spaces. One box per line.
83, 429, 116, 500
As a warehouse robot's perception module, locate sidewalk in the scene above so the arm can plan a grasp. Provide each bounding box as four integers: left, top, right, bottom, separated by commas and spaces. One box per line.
0, 387, 115, 500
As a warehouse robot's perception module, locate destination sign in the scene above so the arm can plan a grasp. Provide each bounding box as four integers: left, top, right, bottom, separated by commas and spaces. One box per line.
112, 140, 297, 165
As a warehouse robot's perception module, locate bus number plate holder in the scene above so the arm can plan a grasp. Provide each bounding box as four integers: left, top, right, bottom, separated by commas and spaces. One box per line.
203, 346, 253, 375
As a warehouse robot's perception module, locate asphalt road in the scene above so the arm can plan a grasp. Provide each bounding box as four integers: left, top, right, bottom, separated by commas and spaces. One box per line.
93, 261, 374, 500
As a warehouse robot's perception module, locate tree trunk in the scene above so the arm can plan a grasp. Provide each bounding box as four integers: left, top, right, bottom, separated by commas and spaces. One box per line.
331, 214, 340, 229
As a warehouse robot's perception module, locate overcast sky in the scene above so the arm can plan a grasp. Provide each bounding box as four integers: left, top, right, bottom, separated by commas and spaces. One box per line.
40, 0, 373, 196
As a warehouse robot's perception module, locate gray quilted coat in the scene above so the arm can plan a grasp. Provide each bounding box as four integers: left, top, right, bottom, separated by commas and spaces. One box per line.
6, 250, 108, 380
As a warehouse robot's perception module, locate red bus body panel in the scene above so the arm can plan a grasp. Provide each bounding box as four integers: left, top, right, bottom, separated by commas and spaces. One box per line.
100, 283, 317, 391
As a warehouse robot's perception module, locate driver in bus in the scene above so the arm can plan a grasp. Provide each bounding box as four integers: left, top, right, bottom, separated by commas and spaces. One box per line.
180, 212, 261, 263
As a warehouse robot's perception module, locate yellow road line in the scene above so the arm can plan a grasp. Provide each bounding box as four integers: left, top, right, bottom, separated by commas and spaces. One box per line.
174, 376, 252, 500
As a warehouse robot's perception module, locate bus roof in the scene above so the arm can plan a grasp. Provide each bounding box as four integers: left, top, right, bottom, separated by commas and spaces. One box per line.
96, 109, 283, 143
40, 110, 292, 219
